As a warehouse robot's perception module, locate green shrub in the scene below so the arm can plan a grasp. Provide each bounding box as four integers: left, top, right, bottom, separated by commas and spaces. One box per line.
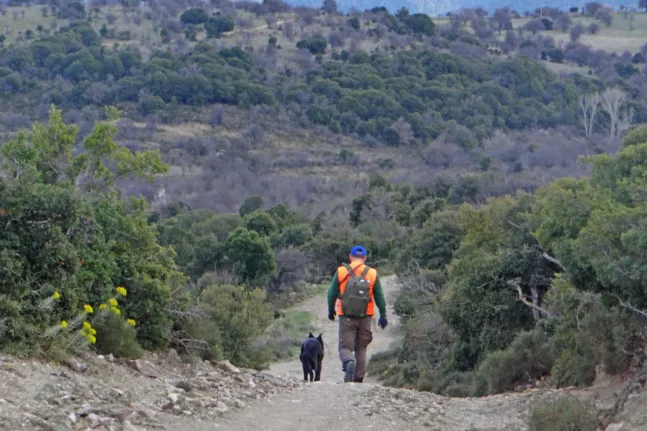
430, 370, 473, 397
197, 284, 273, 369
622, 126, 647, 147
527, 395, 597, 431
544, 279, 635, 387
551, 347, 596, 388
180, 8, 208, 25
206, 15, 235, 38
92, 311, 143, 359
473, 329, 555, 396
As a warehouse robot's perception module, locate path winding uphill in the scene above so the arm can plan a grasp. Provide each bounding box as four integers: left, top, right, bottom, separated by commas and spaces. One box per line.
163, 276, 555, 431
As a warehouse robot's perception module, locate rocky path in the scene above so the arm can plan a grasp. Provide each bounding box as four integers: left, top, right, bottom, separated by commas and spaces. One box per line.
164, 275, 551, 431
1, 276, 638, 431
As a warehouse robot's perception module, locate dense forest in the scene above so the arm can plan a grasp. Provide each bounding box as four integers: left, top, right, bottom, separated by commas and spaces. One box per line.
1, 0, 647, 404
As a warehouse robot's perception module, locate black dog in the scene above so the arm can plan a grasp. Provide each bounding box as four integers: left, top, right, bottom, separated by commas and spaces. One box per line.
300, 332, 324, 382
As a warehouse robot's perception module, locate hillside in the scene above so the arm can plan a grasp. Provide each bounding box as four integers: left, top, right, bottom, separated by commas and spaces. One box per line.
0, 1, 643, 214
2, 2, 647, 431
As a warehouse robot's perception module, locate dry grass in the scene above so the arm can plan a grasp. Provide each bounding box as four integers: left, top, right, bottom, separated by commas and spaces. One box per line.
435, 12, 647, 54
513, 12, 647, 54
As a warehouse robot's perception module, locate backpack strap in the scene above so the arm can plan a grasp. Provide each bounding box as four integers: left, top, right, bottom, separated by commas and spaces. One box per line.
359, 265, 371, 279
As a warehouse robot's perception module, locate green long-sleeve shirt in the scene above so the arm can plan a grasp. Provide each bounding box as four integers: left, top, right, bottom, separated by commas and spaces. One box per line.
327, 268, 387, 317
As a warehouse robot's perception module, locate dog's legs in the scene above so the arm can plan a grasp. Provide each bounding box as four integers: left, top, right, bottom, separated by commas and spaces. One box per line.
314, 356, 322, 381
303, 365, 308, 382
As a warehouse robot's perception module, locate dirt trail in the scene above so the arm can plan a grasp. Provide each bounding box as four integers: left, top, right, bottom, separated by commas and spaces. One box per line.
267, 275, 401, 384
2, 275, 636, 431
165, 275, 555, 431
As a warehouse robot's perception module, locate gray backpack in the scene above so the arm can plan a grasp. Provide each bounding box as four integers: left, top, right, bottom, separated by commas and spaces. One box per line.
339, 263, 371, 317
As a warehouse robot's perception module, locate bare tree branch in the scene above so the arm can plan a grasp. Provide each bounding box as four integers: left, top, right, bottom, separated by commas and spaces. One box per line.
617, 296, 647, 319
509, 279, 554, 318
600, 87, 629, 138
542, 252, 566, 270
579, 93, 600, 137
397, 260, 442, 298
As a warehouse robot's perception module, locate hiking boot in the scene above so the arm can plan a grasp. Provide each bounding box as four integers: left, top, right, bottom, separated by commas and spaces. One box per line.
353, 376, 363, 383
343, 360, 356, 383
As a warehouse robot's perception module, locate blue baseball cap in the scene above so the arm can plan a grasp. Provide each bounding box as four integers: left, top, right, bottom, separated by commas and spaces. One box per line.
350, 245, 367, 257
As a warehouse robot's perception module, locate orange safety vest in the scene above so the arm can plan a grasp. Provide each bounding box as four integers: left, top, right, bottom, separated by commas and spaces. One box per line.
335, 263, 378, 316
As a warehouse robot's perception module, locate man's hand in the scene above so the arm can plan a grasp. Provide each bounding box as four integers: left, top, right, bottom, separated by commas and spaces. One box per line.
328, 310, 336, 321
378, 316, 388, 329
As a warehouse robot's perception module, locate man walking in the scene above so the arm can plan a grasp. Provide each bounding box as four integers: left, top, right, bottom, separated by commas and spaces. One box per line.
327, 245, 388, 383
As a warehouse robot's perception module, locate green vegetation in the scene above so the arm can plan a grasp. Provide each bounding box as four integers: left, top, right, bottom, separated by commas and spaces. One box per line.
528, 395, 597, 431
0, 105, 177, 357
1, 1, 647, 401
372, 128, 647, 397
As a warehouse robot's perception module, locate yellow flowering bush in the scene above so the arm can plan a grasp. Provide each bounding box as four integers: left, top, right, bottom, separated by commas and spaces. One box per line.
42, 285, 142, 360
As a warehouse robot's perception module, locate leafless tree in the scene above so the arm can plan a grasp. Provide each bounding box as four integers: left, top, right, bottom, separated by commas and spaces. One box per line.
265, 13, 277, 29
600, 87, 630, 138
492, 7, 512, 35
268, 247, 309, 294
570, 22, 585, 42
391, 117, 415, 145
579, 92, 600, 136
328, 31, 345, 49
555, 14, 572, 32
283, 21, 296, 41
397, 260, 443, 298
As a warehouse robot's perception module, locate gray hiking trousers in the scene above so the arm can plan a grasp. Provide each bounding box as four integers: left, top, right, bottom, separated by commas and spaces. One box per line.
338, 315, 373, 379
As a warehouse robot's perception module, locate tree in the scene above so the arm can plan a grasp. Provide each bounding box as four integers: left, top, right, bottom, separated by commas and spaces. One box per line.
2, 106, 167, 191
296, 37, 328, 55
547, 48, 564, 63
641, 0, 647, 11
0, 106, 180, 351
180, 7, 208, 25
596, 9, 613, 26
570, 23, 585, 42
206, 15, 234, 38
244, 210, 278, 237
239, 196, 264, 217
579, 93, 600, 137
198, 284, 272, 367
404, 13, 436, 36
322, 0, 337, 14
555, 14, 572, 32
493, 8, 512, 35
348, 17, 360, 30
600, 87, 631, 138
524, 19, 545, 35
224, 227, 277, 287
584, 2, 603, 16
